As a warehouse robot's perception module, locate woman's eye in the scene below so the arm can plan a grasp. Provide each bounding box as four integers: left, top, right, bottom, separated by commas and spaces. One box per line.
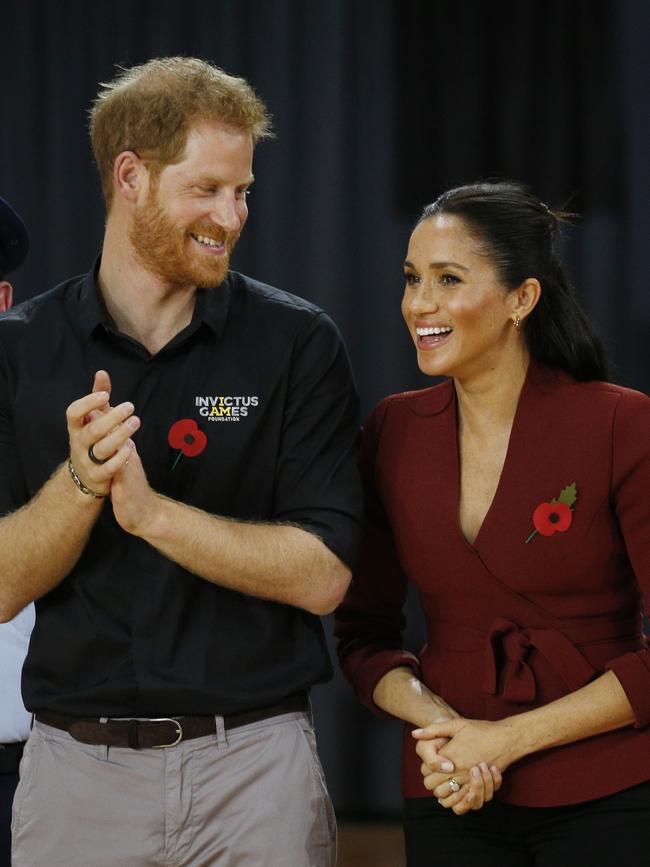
404, 272, 420, 285
440, 274, 461, 286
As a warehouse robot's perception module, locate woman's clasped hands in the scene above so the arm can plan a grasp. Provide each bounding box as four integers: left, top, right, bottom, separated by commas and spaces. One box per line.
412, 716, 523, 815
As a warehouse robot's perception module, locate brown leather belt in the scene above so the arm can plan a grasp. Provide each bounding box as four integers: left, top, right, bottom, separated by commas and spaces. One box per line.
35, 692, 308, 749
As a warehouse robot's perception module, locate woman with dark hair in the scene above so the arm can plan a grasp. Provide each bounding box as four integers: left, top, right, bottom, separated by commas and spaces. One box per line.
336, 181, 650, 865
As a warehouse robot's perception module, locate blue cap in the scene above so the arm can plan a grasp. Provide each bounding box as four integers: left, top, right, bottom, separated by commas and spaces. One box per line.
0, 196, 29, 278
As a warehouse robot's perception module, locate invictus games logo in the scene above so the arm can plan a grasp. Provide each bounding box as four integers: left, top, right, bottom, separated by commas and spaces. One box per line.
195, 395, 259, 422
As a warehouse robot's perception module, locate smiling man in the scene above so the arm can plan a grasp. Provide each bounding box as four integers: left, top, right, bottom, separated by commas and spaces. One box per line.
0, 58, 361, 867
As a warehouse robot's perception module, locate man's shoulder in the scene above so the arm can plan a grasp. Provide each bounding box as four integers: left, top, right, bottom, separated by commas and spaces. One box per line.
226, 271, 324, 320
0, 274, 85, 336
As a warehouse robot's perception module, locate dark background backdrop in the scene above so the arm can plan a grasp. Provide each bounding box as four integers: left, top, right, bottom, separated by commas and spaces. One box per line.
2, 0, 648, 815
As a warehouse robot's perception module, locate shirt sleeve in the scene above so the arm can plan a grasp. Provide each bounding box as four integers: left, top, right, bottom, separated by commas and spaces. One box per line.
0, 339, 29, 516
272, 311, 363, 568
335, 398, 421, 718
604, 388, 650, 727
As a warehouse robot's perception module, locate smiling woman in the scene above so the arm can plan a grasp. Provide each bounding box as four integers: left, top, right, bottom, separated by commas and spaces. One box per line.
336, 182, 650, 866
401, 213, 536, 383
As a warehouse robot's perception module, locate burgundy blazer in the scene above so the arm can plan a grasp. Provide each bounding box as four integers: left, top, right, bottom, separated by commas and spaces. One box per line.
336, 362, 650, 807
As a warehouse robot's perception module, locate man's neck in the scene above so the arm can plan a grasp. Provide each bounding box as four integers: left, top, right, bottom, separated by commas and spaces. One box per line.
97, 222, 197, 356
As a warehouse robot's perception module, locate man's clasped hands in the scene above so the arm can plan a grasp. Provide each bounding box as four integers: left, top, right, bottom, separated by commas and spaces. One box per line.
67, 369, 157, 537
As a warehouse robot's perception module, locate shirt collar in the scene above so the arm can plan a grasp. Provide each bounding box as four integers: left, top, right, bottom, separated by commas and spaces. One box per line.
75, 257, 232, 341
194, 277, 231, 338
76, 258, 109, 339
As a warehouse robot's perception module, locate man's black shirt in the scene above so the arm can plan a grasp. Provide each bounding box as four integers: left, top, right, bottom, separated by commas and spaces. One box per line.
0, 265, 362, 716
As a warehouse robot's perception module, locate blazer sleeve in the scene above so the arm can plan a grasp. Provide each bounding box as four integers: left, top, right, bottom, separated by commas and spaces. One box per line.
605, 388, 650, 727
335, 397, 421, 718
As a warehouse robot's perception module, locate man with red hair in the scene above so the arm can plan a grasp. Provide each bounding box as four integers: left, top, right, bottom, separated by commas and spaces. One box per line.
0, 59, 360, 867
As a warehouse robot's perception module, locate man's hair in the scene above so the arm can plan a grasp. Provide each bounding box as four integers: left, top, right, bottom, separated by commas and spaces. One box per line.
89, 57, 273, 207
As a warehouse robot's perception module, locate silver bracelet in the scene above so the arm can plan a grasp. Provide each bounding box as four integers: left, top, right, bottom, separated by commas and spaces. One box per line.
67, 459, 106, 499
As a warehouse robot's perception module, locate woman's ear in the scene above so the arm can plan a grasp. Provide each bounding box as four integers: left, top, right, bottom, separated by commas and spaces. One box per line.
511, 277, 541, 326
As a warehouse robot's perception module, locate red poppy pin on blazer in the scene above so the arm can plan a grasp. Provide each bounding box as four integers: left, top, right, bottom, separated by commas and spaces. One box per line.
525, 483, 577, 544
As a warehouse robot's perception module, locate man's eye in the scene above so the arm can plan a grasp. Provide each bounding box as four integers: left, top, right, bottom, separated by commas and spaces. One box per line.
236, 189, 250, 200
200, 187, 217, 195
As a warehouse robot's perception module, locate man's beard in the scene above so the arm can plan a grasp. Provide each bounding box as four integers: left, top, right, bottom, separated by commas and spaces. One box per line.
129, 188, 240, 289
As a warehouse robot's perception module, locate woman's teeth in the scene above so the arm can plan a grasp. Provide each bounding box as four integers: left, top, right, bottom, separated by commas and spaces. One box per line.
416, 326, 452, 336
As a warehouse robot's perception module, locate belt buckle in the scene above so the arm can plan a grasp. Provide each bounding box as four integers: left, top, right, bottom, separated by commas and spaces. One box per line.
149, 718, 183, 749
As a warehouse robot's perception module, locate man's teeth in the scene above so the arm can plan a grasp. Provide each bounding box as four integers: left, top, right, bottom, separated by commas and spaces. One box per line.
193, 234, 222, 247
416, 326, 453, 336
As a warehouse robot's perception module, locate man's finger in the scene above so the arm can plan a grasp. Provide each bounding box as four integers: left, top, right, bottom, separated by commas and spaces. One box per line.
67, 391, 111, 430
92, 369, 112, 396
80, 402, 136, 447
86, 416, 141, 463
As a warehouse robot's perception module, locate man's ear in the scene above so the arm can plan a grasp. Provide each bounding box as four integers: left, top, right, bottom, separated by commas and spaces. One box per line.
0, 280, 13, 312
113, 151, 148, 204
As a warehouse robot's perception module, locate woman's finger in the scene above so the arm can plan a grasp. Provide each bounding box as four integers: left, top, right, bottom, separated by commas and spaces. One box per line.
432, 776, 465, 799
415, 737, 454, 771
452, 788, 476, 815
435, 781, 472, 811
477, 763, 494, 806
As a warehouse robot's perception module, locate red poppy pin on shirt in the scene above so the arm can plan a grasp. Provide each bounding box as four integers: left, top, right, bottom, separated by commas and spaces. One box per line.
168, 419, 207, 470
525, 483, 577, 544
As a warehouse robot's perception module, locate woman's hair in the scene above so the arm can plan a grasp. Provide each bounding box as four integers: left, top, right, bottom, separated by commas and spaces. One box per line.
419, 181, 612, 382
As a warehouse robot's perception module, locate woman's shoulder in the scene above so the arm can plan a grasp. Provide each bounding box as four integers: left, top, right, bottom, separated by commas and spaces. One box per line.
368, 378, 454, 424
530, 364, 649, 416
360, 380, 455, 466
564, 376, 648, 402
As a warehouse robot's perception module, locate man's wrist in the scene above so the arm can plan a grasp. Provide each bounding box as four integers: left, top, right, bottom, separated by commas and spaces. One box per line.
133, 492, 168, 542
60, 461, 106, 508
67, 459, 107, 499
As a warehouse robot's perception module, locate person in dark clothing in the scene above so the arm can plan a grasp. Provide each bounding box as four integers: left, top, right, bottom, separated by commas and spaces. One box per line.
1, 58, 361, 867
0, 194, 31, 867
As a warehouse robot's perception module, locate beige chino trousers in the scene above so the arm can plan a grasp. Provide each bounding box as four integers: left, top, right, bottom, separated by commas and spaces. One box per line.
12, 711, 336, 867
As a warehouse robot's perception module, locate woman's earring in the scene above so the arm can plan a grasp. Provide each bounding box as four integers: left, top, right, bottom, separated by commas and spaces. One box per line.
513, 316, 521, 330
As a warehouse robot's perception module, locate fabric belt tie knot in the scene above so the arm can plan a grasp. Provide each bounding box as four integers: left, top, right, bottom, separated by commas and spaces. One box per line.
482, 617, 596, 703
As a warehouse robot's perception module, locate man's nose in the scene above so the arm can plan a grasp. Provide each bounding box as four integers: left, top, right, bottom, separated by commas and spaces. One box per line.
210, 193, 243, 232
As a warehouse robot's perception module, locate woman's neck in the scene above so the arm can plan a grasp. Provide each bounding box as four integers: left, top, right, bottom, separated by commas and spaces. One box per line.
454, 347, 531, 436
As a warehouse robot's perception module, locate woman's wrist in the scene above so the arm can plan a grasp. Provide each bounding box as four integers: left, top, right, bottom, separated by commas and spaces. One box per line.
495, 714, 536, 765
373, 666, 457, 728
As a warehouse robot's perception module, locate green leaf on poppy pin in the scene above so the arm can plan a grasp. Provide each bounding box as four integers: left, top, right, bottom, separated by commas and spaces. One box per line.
525, 482, 578, 544
554, 483, 577, 508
